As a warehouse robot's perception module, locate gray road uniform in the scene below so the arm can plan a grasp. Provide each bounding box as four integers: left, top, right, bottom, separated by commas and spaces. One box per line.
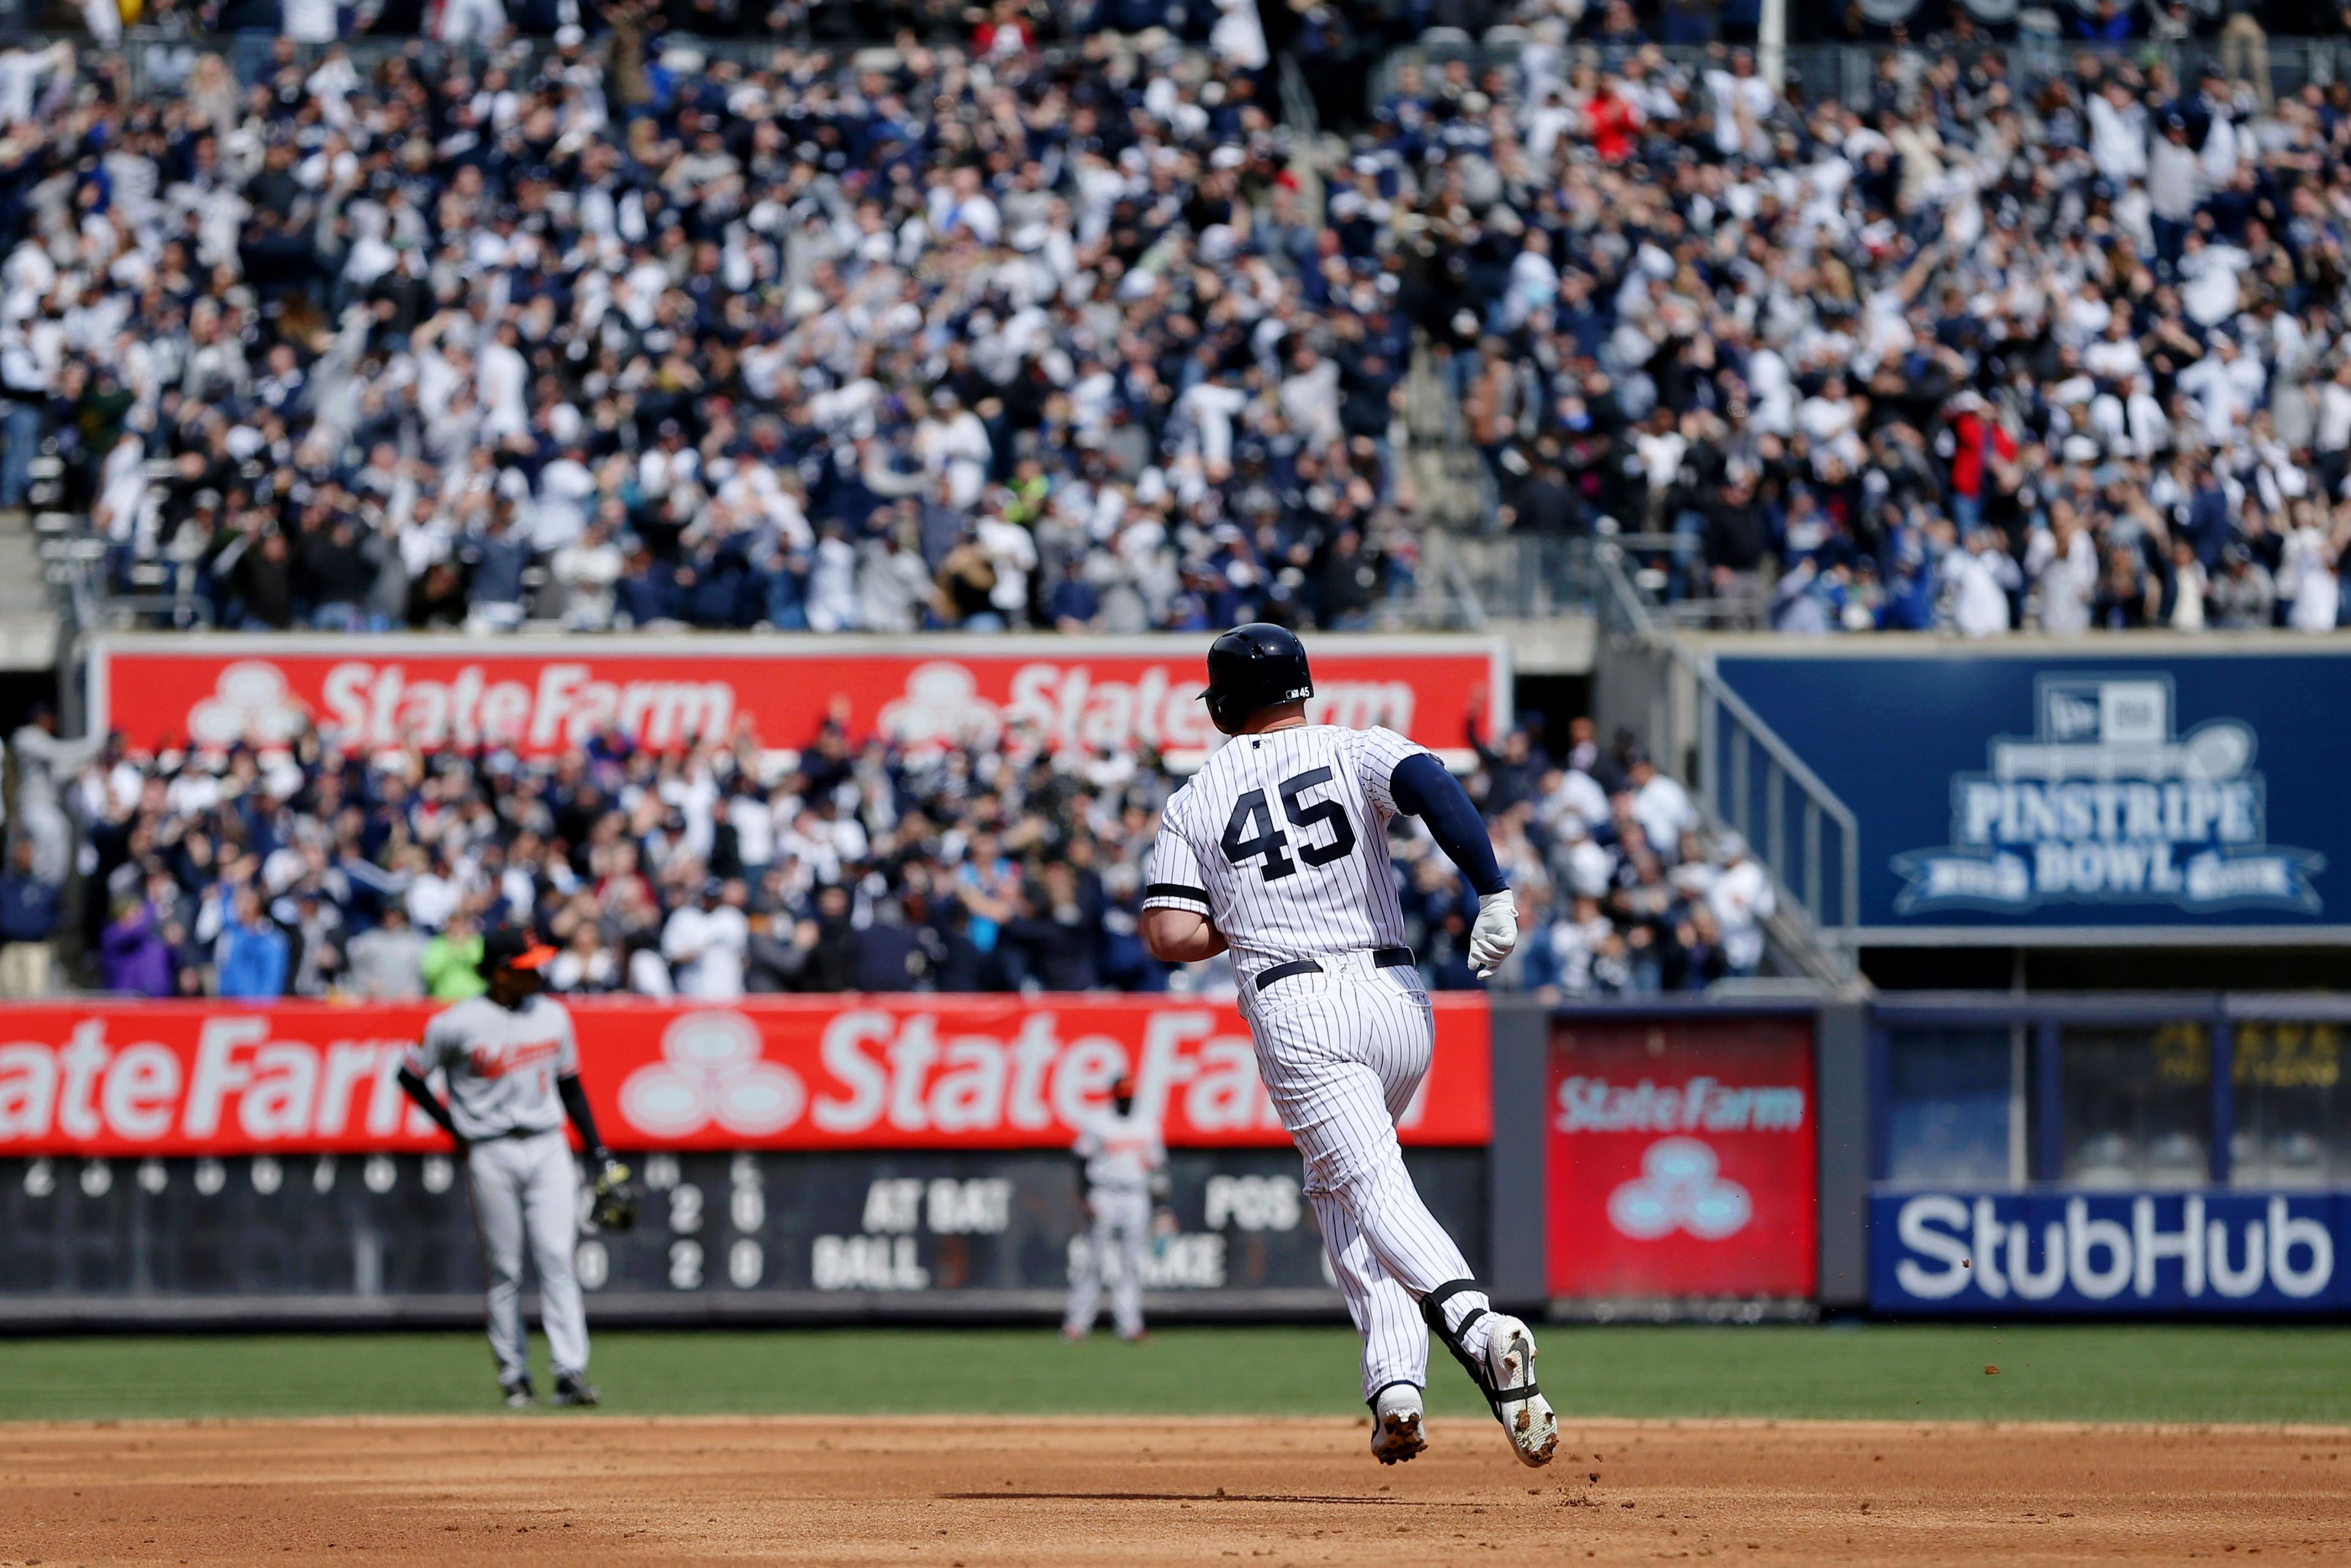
405, 994, 591, 1386
1062, 1103, 1167, 1339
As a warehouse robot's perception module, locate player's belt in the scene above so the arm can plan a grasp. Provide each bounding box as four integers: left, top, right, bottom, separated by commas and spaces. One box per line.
1252, 945, 1415, 993
476, 1125, 560, 1142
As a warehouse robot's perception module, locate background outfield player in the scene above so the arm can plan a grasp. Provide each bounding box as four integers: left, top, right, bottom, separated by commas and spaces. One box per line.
1141, 624, 1557, 1469
399, 927, 625, 1409
1062, 1075, 1169, 1343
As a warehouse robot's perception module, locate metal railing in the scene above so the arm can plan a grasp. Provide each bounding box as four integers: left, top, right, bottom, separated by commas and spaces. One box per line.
1696, 668, 1861, 975
1378, 32, 2351, 113
1431, 530, 1701, 623
1595, 546, 1862, 983
1433, 535, 1588, 621
1276, 51, 1321, 140
42, 24, 1242, 99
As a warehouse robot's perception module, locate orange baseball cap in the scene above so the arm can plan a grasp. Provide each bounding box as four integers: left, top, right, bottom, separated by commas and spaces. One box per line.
479, 928, 559, 973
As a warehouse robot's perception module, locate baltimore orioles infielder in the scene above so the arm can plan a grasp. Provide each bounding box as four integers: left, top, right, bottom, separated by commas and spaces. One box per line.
398, 926, 632, 1409
1062, 1074, 1169, 1343
1141, 624, 1556, 1468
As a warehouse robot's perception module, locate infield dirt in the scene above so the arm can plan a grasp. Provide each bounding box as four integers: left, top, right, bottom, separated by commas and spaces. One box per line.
1, 1416, 2345, 1565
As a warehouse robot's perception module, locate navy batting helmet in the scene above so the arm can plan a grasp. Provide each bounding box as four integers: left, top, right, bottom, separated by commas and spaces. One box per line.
1201, 623, 1313, 735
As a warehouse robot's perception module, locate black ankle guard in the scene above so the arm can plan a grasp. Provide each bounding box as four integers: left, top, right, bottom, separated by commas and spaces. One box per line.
1420, 1278, 1540, 1426
1422, 1278, 1493, 1397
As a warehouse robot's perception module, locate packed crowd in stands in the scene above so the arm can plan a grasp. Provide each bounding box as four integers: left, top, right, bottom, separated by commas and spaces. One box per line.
1409, 25, 2351, 633
3, 3, 2344, 642
0, 705, 1771, 1000
0, 21, 1428, 637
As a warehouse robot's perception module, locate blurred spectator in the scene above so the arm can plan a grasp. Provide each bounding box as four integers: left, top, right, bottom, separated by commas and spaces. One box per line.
99, 898, 173, 999
663, 878, 750, 1000
1004, 861, 1102, 992
419, 914, 487, 1001
0, 838, 59, 996
1699, 833, 1774, 980
1625, 750, 1695, 861
2211, 545, 2278, 627
216, 888, 290, 999
346, 904, 427, 1000
10, 706, 102, 886
798, 883, 860, 993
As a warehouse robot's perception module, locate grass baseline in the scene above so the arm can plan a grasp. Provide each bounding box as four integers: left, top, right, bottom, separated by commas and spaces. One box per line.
0, 1324, 2346, 1425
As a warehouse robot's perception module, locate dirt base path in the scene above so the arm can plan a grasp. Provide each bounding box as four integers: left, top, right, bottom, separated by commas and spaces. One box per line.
3, 1416, 2347, 1566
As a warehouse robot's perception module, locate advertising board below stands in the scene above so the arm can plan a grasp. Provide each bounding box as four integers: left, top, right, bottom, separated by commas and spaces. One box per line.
0, 996, 1491, 1159
0, 997, 1491, 1324
1546, 1015, 1817, 1304
1872, 1191, 2345, 1314
84, 634, 1509, 769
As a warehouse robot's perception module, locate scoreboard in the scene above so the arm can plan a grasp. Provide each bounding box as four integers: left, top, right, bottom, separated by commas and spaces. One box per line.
0, 1149, 1487, 1326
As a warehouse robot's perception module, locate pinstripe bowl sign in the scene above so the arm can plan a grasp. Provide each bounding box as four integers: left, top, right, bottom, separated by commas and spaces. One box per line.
1714, 650, 2351, 940
86, 634, 1509, 768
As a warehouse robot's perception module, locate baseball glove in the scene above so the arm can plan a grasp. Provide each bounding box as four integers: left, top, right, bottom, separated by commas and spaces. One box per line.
588, 1157, 640, 1232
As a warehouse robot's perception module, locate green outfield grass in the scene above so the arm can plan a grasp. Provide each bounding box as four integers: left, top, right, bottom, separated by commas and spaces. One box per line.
2, 1324, 2349, 1425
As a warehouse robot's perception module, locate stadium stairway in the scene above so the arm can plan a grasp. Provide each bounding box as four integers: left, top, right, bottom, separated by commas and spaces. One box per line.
1400, 333, 1491, 531
0, 480, 64, 670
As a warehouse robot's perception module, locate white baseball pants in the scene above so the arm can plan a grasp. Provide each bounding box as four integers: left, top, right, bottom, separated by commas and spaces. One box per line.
1065, 1186, 1150, 1338
466, 1130, 589, 1385
1242, 950, 1488, 1403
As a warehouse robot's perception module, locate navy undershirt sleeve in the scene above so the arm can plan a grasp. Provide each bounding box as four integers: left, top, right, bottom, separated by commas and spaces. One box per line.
1390, 752, 1508, 897
558, 1073, 605, 1156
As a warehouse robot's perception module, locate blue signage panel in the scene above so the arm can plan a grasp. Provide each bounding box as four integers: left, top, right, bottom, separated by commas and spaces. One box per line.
1714, 653, 2351, 934
1870, 1191, 2345, 1314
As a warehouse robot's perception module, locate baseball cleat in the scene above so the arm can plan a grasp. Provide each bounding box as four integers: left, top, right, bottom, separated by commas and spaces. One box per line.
551, 1373, 599, 1408
501, 1379, 536, 1410
1482, 1316, 1558, 1468
1369, 1384, 1427, 1466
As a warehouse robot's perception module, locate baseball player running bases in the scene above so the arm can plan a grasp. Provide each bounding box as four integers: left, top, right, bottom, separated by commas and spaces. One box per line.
1142, 625, 1557, 1469
399, 927, 628, 1409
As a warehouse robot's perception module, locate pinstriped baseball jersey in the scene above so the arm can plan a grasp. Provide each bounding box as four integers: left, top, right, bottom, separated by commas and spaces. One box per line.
1142, 724, 1428, 974
1145, 713, 1498, 1407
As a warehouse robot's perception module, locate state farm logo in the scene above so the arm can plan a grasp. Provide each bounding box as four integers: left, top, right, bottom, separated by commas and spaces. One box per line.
1554, 1075, 1807, 1135
187, 662, 310, 748
618, 1012, 804, 1138
1607, 1138, 1752, 1241
317, 661, 733, 751
879, 662, 1005, 749
879, 660, 1415, 757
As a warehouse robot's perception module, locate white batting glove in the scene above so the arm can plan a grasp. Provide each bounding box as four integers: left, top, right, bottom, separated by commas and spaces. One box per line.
1469, 890, 1518, 978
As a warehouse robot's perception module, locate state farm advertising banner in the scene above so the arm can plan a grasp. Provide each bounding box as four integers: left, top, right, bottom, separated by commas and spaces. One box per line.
86, 634, 1509, 767
0, 996, 1490, 1158
1547, 1016, 1817, 1300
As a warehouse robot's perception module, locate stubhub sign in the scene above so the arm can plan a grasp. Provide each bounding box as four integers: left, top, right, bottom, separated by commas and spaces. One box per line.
1872, 1191, 2344, 1314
